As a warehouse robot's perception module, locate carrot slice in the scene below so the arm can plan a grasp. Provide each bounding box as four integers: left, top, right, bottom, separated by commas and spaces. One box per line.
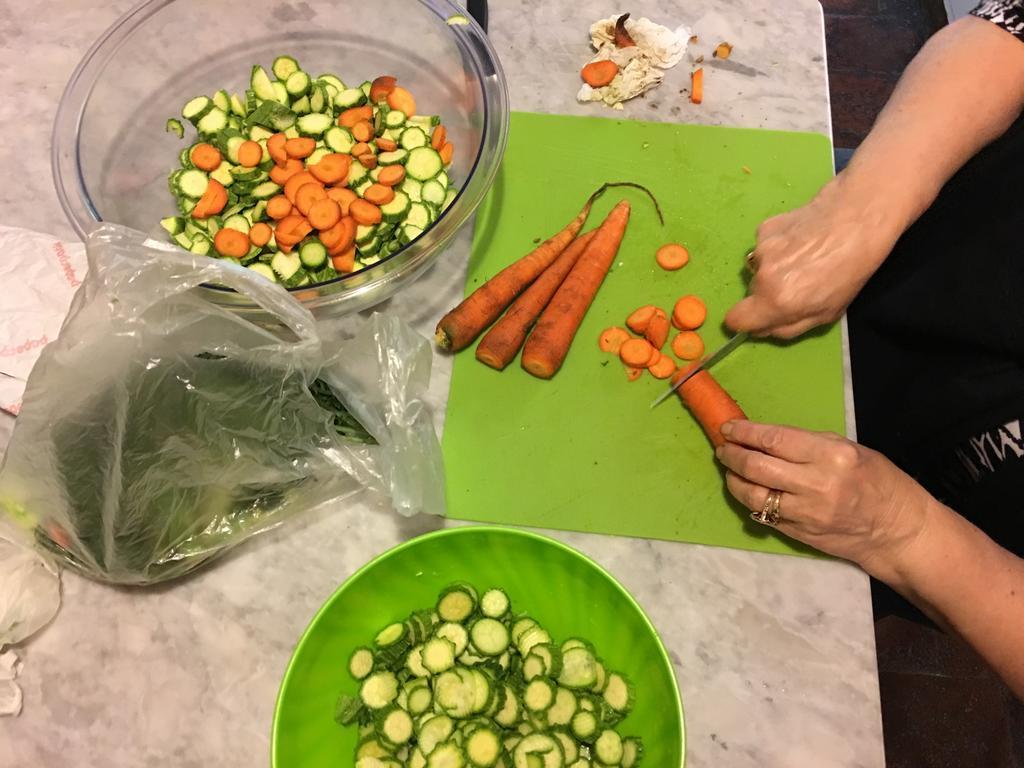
276, 214, 307, 236
359, 153, 378, 170
431, 125, 447, 151
674, 365, 746, 447
363, 183, 395, 206
598, 326, 631, 354
351, 121, 373, 143
375, 137, 398, 152
319, 215, 351, 250
351, 142, 373, 158
672, 331, 705, 360
350, 199, 382, 226
329, 216, 357, 254
295, 183, 328, 217
237, 140, 263, 168
266, 194, 293, 220
338, 105, 373, 128
439, 142, 454, 166
619, 337, 656, 368
386, 86, 416, 116
691, 68, 704, 104
308, 198, 342, 230
626, 305, 657, 334
649, 354, 676, 379
644, 310, 670, 350
672, 295, 707, 330
331, 245, 357, 273
267, 132, 288, 166
190, 143, 222, 172
656, 243, 690, 271
191, 178, 227, 219
369, 75, 397, 103
626, 366, 644, 382
309, 153, 351, 185
270, 158, 304, 186
283, 171, 321, 204
377, 165, 406, 187
248, 222, 272, 247
213, 228, 249, 258
581, 60, 619, 88
327, 187, 359, 216
285, 137, 316, 159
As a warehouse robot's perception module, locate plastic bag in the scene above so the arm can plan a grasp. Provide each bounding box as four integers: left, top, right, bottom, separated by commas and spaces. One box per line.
0, 224, 444, 586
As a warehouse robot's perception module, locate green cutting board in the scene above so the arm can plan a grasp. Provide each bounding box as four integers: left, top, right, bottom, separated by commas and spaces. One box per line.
443, 112, 844, 557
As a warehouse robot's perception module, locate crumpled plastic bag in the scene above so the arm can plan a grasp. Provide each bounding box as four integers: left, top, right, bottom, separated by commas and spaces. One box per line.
0, 224, 444, 586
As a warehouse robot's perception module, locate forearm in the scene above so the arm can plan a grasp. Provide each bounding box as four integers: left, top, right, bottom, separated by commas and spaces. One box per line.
828, 17, 1024, 252
866, 495, 1024, 698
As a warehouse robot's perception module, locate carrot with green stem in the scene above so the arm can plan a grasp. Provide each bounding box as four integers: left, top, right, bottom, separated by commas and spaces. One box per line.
436, 182, 662, 352
476, 230, 597, 370
673, 363, 747, 447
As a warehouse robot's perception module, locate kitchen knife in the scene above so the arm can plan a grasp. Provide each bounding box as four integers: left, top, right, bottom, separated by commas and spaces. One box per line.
650, 331, 749, 408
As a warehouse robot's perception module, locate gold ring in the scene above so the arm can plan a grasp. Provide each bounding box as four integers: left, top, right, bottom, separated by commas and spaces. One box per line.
744, 249, 758, 274
751, 489, 782, 526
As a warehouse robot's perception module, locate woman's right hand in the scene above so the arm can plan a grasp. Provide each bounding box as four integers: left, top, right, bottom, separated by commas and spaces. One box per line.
725, 177, 903, 339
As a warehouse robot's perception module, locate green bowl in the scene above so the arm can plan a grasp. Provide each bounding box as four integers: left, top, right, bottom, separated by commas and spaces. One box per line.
272, 526, 685, 766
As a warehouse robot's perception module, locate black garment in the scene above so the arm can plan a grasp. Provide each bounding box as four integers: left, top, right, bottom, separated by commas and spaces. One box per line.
848, 112, 1024, 620
973, 0, 1024, 40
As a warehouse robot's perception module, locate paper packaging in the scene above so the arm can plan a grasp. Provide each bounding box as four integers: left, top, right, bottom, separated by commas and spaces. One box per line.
0, 226, 88, 416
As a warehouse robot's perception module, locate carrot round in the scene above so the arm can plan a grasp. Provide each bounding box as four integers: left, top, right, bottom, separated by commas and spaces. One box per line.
369, 75, 397, 103
267, 132, 288, 166
248, 222, 272, 247
295, 183, 328, 217
436, 187, 611, 352
655, 243, 689, 271
363, 183, 395, 206
672, 295, 707, 330
331, 245, 357, 273
644, 310, 670, 350
267, 194, 293, 220
626, 305, 657, 334
522, 200, 633, 379
439, 142, 454, 166
351, 142, 373, 158
581, 60, 619, 88
270, 158, 304, 186
377, 165, 406, 187
213, 228, 250, 258
319, 215, 355, 251
338, 105, 373, 128
375, 137, 398, 152
626, 366, 643, 382
284, 171, 321, 204
649, 354, 677, 379
431, 125, 447, 151
674, 365, 746, 447
475, 231, 597, 370
327, 187, 358, 216
358, 153, 378, 170
619, 337, 655, 367
350, 198, 382, 225
309, 153, 351, 185
352, 121, 373, 143
387, 86, 416, 116
237, 140, 263, 168
285, 137, 316, 159
190, 143, 222, 172
672, 330, 705, 360
308, 197, 342, 230
597, 325, 631, 354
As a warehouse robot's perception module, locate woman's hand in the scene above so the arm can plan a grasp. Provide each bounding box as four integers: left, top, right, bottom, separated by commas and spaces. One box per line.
714, 419, 930, 579
725, 179, 902, 339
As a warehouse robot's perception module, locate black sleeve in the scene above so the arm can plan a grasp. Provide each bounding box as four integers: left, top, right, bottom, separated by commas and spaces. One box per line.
972, 0, 1024, 40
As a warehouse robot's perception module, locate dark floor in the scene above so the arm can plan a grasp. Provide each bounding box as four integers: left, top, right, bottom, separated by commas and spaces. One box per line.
821, 0, 947, 146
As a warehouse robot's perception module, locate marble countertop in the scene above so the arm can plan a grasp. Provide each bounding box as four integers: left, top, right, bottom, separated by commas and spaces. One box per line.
0, 2, 883, 767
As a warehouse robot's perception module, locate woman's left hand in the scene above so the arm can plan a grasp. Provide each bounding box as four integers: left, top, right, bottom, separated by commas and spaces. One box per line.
714, 419, 929, 577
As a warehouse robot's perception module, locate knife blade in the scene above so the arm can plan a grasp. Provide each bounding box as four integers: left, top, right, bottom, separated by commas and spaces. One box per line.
650, 331, 749, 408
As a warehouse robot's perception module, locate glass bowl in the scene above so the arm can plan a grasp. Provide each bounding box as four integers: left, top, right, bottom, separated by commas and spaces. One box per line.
53, 0, 509, 320
272, 526, 685, 766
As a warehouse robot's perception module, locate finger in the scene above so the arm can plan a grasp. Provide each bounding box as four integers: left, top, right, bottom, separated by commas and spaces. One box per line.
723, 295, 780, 335
725, 472, 808, 532
770, 317, 825, 340
716, 442, 808, 493
719, 420, 823, 463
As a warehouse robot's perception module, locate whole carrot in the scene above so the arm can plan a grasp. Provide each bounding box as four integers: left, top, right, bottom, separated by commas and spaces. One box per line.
476, 230, 597, 370
673, 364, 747, 447
521, 200, 632, 379
435, 191, 606, 352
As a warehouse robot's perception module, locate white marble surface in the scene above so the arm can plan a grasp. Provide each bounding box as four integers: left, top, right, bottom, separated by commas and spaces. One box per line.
0, 1, 883, 767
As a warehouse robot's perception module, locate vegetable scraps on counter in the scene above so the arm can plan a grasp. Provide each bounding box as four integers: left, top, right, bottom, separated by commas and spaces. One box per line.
162, 55, 456, 287
334, 583, 644, 768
